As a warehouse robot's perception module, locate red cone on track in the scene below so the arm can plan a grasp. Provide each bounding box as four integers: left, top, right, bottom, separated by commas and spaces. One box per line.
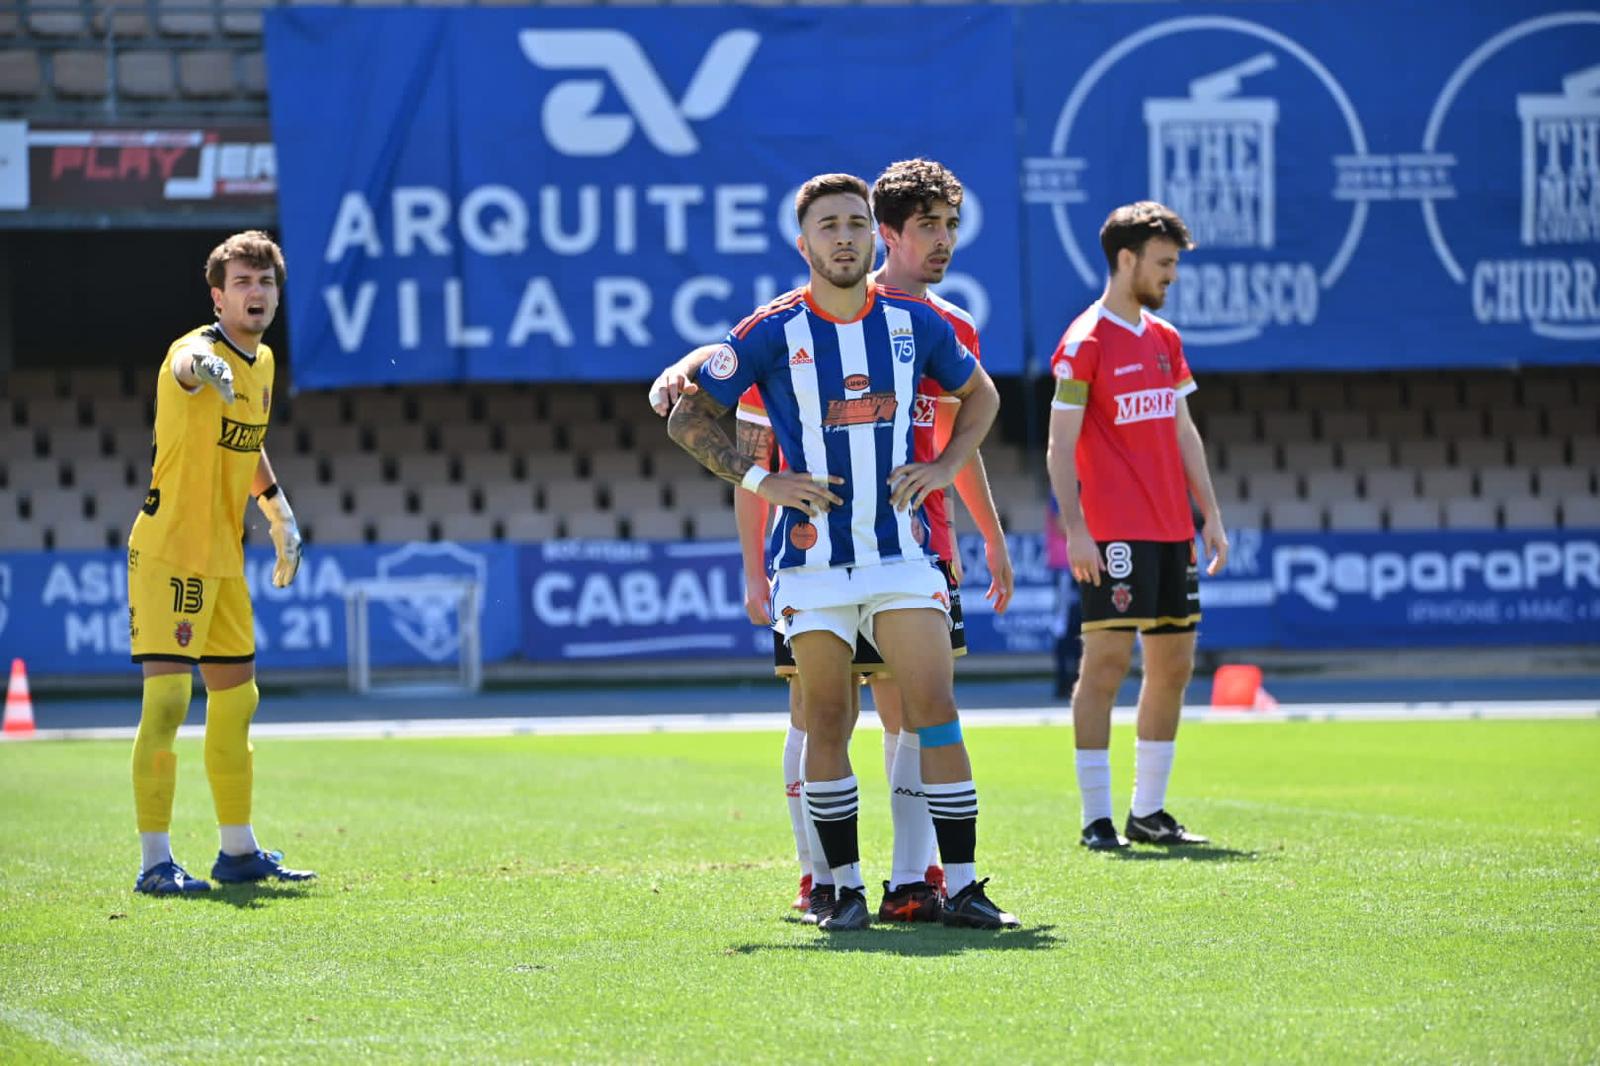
4, 658, 35, 735
1211, 663, 1276, 712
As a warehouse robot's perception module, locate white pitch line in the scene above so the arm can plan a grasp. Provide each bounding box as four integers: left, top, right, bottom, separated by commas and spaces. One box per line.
0, 1004, 148, 1066
5, 701, 1597, 743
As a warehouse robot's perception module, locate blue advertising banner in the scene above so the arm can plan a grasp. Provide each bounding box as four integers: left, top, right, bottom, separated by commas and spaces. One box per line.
516, 535, 1066, 663
1018, 2, 1600, 371
0, 542, 521, 677
265, 8, 1023, 388
1201, 529, 1600, 648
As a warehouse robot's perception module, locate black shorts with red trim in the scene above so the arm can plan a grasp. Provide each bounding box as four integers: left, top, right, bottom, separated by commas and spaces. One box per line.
1079, 539, 1200, 634
772, 559, 965, 677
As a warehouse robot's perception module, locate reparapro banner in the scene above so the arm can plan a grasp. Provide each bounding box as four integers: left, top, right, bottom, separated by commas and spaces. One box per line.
265, 8, 1022, 387
1019, 2, 1600, 371
1201, 529, 1600, 648
0, 542, 521, 676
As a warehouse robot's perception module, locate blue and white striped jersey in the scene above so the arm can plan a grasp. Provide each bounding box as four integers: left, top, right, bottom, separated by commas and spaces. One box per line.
697, 283, 979, 573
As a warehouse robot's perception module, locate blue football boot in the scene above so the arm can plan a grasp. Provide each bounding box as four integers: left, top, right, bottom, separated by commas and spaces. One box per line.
210, 849, 317, 884
134, 860, 212, 895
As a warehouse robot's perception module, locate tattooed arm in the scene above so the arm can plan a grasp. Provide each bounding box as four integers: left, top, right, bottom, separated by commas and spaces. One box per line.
668, 391, 844, 517
733, 418, 776, 625
667, 389, 750, 485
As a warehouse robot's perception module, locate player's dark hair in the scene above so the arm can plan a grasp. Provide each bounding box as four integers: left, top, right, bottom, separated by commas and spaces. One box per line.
871, 158, 964, 233
795, 173, 871, 226
206, 230, 287, 290
1100, 202, 1194, 274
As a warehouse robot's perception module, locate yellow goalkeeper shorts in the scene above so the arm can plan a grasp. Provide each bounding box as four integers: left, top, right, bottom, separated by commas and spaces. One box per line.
127, 548, 255, 664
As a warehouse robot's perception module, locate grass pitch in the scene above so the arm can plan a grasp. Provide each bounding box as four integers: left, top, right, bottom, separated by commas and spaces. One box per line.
2, 717, 1597, 1064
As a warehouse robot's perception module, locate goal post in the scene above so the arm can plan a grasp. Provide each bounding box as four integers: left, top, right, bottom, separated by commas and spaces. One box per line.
342, 577, 483, 695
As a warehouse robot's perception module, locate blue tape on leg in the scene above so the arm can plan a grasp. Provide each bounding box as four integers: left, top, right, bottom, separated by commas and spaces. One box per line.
918, 719, 963, 748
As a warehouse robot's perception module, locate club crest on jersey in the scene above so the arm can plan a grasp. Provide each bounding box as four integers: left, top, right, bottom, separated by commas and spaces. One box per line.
1110, 583, 1133, 613
1156, 351, 1171, 377
705, 344, 738, 380
174, 620, 194, 647
1113, 388, 1176, 425
824, 392, 898, 428
790, 347, 813, 367
890, 328, 915, 363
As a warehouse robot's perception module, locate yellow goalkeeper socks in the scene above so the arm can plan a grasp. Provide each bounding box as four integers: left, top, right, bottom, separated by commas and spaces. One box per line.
132, 673, 192, 835
204, 679, 260, 832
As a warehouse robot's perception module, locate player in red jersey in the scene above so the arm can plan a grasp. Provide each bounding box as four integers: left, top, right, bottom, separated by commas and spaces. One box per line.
650, 160, 1014, 924
1045, 201, 1228, 851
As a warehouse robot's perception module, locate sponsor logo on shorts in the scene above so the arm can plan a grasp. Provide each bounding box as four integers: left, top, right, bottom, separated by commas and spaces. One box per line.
823, 392, 898, 427
174, 620, 193, 647
706, 344, 739, 380
912, 521, 926, 545
780, 605, 798, 620
789, 522, 817, 550
786, 780, 802, 798
932, 589, 951, 609
1110, 582, 1133, 613
843, 373, 870, 391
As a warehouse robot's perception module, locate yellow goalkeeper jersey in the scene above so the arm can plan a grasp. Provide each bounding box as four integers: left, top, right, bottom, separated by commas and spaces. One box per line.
127, 324, 276, 578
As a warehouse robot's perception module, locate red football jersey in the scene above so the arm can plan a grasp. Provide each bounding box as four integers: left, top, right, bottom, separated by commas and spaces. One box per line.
1049, 302, 1196, 542
735, 286, 981, 564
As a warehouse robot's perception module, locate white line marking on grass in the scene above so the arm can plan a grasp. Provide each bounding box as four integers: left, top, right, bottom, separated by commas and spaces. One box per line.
7, 700, 1596, 743
0, 1004, 148, 1065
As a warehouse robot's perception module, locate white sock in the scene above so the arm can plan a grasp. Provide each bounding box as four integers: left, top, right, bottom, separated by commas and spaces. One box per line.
783, 726, 810, 873
140, 831, 172, 873
1132, 739, 1176, 818
1076, 748, 1113, 827
944, 862, 976, 897
218, 824, 258, 857
888, 731, 937, 889
882, 728, 897, 782
799, 737, 832, 886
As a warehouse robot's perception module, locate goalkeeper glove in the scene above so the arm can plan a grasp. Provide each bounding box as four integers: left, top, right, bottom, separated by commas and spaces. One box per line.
255, 485, 302, 588
193, 353, 236, 403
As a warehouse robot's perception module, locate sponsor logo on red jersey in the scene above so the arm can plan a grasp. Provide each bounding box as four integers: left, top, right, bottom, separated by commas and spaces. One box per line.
1113, 388, 1176, 425
912, 393, 937, 427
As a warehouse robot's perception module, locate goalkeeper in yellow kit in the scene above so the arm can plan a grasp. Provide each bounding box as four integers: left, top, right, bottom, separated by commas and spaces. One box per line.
126, 231, 314, 894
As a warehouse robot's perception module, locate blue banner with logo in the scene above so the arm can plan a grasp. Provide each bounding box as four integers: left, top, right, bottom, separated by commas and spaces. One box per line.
516, 534, 1066, 663
1200, 528, 1600, 648
265, 8, 1023, 388
0, 542, 521, 676
1018, 1, 1600, 371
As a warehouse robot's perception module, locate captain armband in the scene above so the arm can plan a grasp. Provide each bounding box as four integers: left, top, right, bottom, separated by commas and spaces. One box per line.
1053, 377, 1089, 406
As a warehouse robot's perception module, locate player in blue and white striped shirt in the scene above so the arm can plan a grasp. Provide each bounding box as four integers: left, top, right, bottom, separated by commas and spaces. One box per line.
667, 173, 1019, 932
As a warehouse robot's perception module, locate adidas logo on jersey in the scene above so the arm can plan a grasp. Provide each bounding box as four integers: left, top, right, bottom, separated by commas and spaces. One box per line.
1113, 387, 1176, 425
790, 347, 813, 366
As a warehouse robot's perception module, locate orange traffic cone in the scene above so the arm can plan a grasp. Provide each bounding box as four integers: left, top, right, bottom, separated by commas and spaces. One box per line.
1211, 663, 1276, 712
4, 658, 35, 735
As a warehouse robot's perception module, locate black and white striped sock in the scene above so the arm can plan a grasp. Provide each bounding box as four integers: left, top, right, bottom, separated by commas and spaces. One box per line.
926, 779, 979, 896
804, 775, 863, 891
